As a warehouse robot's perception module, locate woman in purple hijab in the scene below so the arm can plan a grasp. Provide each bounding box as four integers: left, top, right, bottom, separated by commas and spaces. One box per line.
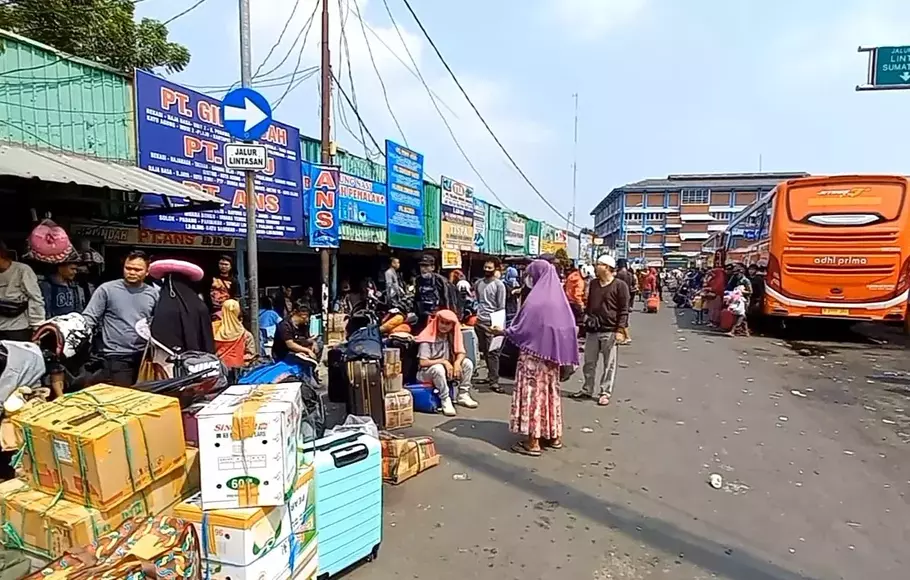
504, 259, 579, 456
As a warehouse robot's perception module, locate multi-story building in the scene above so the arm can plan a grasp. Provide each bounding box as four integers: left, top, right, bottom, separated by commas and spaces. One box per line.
590, 172, 809, 267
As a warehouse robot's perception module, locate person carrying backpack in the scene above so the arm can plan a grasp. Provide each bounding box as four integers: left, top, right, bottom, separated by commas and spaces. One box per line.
415, 254, 459, 332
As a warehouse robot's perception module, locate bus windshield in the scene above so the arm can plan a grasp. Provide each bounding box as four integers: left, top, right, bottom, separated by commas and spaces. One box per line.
786, 180, 906, 225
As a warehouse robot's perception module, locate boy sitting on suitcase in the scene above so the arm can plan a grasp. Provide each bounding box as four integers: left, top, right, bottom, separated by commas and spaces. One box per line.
416, 309, 478, 416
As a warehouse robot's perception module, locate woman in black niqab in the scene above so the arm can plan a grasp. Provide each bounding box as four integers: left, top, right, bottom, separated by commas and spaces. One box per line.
150, 272, 215, 354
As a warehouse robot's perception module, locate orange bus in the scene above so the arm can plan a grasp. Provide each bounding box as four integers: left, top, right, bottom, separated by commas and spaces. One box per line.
721, 175, 910, 322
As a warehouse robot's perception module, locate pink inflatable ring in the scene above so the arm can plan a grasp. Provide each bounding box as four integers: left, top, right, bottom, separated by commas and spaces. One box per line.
148, 259, 204, 282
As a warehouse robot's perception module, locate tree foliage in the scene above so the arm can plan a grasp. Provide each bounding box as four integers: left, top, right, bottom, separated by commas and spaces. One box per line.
0, 0, 190, 74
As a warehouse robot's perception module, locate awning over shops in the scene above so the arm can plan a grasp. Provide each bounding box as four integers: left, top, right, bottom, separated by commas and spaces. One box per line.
0, 144, 225, 214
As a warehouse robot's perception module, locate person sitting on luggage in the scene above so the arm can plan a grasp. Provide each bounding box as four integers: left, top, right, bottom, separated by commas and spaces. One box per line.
273, 299, 321, 362
416, 309, 477, 417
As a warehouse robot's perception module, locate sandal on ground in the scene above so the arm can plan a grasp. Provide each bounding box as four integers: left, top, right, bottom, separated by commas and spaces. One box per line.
569, 391, 589, 400
489, 384, 506, 394
544, 439, 564, 450
597, 395, 611, 406
511, 441, 542, 457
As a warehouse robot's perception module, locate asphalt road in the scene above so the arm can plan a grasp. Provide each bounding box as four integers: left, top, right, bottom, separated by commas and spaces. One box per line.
345, 302, 910, 580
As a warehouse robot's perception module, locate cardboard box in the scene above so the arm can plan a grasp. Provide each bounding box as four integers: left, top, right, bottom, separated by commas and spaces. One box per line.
197, 383, 303, 509
383, 390, 413, 430
175, 462, 315, 567
13, 385, 186, 511
0, 448, 199, 559
380, 432, 440, 485
202, 531, 317, 580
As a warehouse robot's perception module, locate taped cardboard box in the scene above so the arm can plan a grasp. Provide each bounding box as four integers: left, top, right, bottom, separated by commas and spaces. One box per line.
383, 390, 413, 431
202, 532, 317, 580
175, 462, 315, 567
379, 432, 440, 485
197, 383, 303, 509
0, 448, 199, 560
12, 385, 186, 511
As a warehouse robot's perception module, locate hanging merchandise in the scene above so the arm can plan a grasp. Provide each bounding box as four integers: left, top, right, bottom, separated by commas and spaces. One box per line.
24, 219, 78, 264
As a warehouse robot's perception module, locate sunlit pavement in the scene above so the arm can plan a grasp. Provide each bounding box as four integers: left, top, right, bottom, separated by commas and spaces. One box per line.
345, 302, 910, 580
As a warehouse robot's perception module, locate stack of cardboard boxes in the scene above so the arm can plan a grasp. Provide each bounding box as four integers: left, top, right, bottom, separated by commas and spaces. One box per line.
0, 385, 199, 560
183, 382, 317, 580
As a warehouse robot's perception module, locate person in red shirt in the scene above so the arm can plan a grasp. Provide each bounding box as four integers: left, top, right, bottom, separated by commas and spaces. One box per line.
704, 264, 727, 326
640, 267, 657, 312
564, 265, 586, 324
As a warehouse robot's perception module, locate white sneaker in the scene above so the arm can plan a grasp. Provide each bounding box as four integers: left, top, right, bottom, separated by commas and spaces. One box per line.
456, 392, 479, 409
440, 398, 457, 417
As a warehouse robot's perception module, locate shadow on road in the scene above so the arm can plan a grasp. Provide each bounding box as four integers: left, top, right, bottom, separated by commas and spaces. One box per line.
415, 426, 818, 580
436, 418, 514, 452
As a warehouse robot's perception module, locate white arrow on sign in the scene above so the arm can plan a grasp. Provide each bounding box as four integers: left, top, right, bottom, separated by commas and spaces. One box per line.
223, 97, 268, 132
901, 72, 910, 82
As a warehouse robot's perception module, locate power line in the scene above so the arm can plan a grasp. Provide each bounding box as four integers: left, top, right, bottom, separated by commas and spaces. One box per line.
256, 2, 319, 81
398, 0, 578, 231
346, 7, 458, 119
378, 0, 511, 211
349, 0, 407, 147
337, 0, 371, 158
182, 66, 319, 91
272, 67, 320, 110
163, 0, 210, 25
251, 0, 302, 80
330, 70, 383, 155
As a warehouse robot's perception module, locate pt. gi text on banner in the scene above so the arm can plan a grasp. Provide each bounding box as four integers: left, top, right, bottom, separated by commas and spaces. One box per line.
385, 140, 425, 249
134, 70, 303, 239
440, 175, 474, 252
304, 162, 340, 248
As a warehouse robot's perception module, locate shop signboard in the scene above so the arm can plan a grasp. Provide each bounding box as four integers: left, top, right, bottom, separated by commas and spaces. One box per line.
472, 198, 488, 252
540, 223, 568, 254
305, 162, 340, 248
72, 223, 236, 250
134, 70, 303, 239
441, 247, 462, 270
338, 173, 387, 228
385, 140, 425, 249
440, 175, 474, 251
505, 214, 525, 248
527, 235, 540, 256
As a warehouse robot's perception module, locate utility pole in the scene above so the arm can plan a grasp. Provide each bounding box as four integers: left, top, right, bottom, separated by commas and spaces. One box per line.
569, 93, 579, 232
239, 0, 260, 352
319, 0, 332, 331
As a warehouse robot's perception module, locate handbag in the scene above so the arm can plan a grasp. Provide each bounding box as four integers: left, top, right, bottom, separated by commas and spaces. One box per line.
0, 299, 27, 318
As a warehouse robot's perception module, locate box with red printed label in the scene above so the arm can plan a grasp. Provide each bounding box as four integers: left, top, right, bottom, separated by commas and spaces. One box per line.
197, 383, 302, 510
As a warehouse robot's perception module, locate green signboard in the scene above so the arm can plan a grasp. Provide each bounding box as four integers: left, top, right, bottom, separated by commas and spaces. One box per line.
872, 46, 910, 86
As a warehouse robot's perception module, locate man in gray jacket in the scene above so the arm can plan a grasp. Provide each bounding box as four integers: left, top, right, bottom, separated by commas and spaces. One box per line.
82, 250, 159, 387
473, 259, 507, 392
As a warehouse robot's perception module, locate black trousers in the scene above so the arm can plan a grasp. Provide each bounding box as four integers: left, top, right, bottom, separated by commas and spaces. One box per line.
83, 352, 144, 388
0, 328, 33, 342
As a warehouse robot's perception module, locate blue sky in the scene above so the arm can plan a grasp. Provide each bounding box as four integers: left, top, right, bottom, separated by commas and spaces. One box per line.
138, 0, 910, 229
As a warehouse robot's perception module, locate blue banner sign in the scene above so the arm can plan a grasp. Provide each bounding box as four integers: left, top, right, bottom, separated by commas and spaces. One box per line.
385, 139, 424, 249
339, 173, 387, 227
306, 162, 340, 248
135, 70, 304, 239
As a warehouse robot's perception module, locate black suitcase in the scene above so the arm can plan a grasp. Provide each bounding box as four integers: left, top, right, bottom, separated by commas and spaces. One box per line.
346, 359, 385, 428
327, 346, 348, 404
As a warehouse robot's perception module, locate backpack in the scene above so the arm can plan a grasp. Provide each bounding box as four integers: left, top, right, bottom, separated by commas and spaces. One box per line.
416, 273, 441, 318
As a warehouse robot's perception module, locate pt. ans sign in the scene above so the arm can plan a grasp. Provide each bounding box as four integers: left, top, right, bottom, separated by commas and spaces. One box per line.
858, 45, 910, 90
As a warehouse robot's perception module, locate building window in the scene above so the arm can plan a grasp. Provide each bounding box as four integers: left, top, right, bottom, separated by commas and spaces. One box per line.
625, 213, 641, 222
711, 212, 733, 221
681, 188, 710, 205
645, 213, 663, 221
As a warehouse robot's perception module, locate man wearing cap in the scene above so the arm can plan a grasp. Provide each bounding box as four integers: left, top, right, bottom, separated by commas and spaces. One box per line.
573, 254, 630, 406
415, 254, 456, 332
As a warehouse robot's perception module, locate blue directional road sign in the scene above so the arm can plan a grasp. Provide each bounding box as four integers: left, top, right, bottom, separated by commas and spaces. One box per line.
644, 226, 655, 235
221, 87, 273, 141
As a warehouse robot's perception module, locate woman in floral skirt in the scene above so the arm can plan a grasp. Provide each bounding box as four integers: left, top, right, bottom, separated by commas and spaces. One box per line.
505, 259, 580, 456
